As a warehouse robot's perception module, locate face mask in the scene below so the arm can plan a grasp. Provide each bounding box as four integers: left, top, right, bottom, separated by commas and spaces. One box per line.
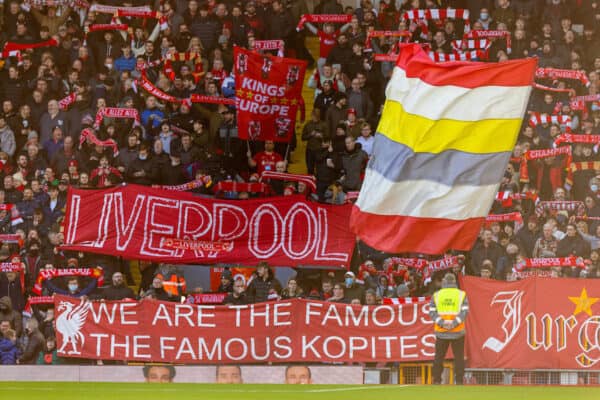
592, 185, 598, 192
139, 154, 147, 160
105, 64, 113, 69
480, 12, 489, 20
345, 277, 353, 287
68, 284, 78, 292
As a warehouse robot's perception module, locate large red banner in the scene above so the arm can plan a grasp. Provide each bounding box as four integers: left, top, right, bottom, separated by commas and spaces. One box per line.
54, 296, 434, 363
234, 46, 306, 142
61, 185, 354, 267
463, 276, 600, 370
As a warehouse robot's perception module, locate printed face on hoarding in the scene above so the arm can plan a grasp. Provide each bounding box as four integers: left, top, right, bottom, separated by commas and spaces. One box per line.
216, 365, 243, 384
144, 366, 174, 383
285, 366, 312, 384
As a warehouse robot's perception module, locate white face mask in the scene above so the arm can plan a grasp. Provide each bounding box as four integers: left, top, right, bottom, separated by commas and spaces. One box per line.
591, 185, 598, 192
105, 64, 113, 69
68, 284, 78, 292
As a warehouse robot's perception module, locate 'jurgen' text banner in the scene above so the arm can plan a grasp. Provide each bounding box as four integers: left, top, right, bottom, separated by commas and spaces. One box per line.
54, 296, 434, 363
463, 276, 600, 370
61, 185, 354, 267
234, 46, 306, 142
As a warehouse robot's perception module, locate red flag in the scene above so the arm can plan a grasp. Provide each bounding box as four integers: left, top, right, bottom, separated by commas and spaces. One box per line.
234, 47, 306, 142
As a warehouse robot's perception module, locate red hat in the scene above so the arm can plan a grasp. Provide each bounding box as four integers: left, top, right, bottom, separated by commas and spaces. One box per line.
347, 108, 356, 116
68, 159, 78, 167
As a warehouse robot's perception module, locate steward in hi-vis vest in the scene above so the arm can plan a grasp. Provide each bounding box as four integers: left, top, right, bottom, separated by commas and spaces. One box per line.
429, 273, 469, 385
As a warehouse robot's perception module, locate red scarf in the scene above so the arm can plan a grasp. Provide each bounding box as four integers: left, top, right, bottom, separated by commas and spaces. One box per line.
464, 30, 511, 54
94, 107, 140, 129
534, 201, 585, 217
296, 14, 353, 31
554, 134, 600, 148
535, 67, 590, 87
253, 40, 285, 57
365, 30, 411, 49
570, 161, 600, 173
486, 212, 523, 223
260, 171, 317, 192
382, 297, 431, 305
520, 146, 572, 183
58, 93, 77, 111
163, 51, 203, 81
90, 4, 151, 14
403, 8, 471, 33
3, 39, 57, 57
428, 49, 488, 62
528, 112, 572, 131
451, 39, 491, 51
532, 82, 576, 97
152, 178, 212, 191
0, 263, 23, 273
514, 256, 585, 272
79, 128, 119, 156
212, 181, 270, 195
33, 267, 104, 295
138, 72, 234, 106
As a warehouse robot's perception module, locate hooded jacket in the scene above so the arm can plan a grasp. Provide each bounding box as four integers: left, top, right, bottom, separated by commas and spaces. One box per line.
0, 297, 22, 337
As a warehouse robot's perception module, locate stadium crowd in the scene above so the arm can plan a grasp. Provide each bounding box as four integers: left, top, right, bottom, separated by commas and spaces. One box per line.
0, 0, 599, 364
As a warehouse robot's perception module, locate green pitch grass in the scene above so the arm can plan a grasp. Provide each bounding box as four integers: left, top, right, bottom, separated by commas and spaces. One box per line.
1, 382, 599, 400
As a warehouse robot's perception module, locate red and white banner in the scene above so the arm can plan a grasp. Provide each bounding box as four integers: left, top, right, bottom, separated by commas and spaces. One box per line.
234, 46, 306, 142
463, 276, 600, 369
3, 39, 57, 57
428, 49, 488, 62
61, 185, 355, 267
524, 146, 571, 160
54, 296, 433, 363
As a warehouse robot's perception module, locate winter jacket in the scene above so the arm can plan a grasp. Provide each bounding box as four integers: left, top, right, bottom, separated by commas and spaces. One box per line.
0, 338, 18, 365
19, 329, 44, 364
0, 296, 22, 337
0, 126, 16, 157
247, 276, 282, 303
340, 144, 368, 191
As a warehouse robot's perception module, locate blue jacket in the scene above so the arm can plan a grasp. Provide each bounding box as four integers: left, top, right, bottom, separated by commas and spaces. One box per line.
114, 55, 136, 72
0, 338, 19, 365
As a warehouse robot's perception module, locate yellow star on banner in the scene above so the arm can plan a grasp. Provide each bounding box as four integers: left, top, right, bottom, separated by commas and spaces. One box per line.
236, 89, 245, 97
269, 97, 278, 104
246, 91, 254, 99
568, 288, 599, 316
290, 99, 298, 106
280, 98, 289, 105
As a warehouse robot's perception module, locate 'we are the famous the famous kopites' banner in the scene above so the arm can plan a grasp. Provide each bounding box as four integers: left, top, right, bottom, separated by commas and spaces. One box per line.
60, 185, 354, 267
234, 46, 306, 142
463, 276, 600, 370
54, 296, 434, 363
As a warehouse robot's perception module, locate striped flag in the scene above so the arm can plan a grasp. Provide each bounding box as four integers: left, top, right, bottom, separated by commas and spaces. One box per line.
350, 44, 536, 255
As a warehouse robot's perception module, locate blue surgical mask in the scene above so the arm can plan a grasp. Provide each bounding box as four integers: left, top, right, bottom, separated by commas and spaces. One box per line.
139, 154, 147, 160
345, 277, 353, 287
480, 12, 489, 20
592, 185, 598, 192
68, 284, 78, 292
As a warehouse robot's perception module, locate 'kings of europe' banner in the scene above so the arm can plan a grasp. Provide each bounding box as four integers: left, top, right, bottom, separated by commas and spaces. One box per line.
60, 185, 354, 267
234, 46, 306, 142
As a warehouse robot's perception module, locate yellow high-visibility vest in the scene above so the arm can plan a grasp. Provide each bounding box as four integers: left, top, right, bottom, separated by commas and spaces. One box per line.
433, 288, 466, 333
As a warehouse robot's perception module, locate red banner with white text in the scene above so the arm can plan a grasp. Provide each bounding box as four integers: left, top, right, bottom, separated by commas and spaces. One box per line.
54, 296, 434, 363
234, 46, 306, 142
61, 185, 354, 267
463, 276, 600, 369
